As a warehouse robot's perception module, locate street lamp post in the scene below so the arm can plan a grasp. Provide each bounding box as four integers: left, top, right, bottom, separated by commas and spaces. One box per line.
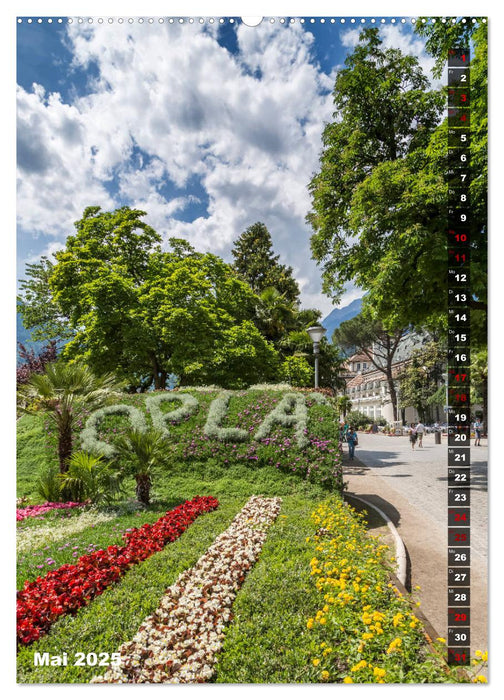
307, 325, 327, 389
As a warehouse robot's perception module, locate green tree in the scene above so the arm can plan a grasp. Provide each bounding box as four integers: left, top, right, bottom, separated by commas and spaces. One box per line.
255, 287, 298, 343
307, 28, 446, 331
280, 355, 313, 387
38, 206, 278, 390
231, 222, 300, 305
110, 427, 168, 505
396, 341, 446, 422
17, 257, 73, 344
17, 361, 121, 472
333, 314, 406, 420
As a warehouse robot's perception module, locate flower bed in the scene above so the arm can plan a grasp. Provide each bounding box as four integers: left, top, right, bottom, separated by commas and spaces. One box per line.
16, 509, 115, 554
16, 501, 85, 522
91, 495, 282, 684
304, 500, 474, 683
17, 496, 219, 646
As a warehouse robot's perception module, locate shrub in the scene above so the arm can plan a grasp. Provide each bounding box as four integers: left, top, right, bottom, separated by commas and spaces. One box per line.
344, 411, 373, 430
58, 451, 123, 504
36, 467, 63, 503
280, 356, 313, 387
80, 404, 147, 457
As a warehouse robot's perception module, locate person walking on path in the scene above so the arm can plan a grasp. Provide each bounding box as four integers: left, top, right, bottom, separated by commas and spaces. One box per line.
416, 421, 425, 448
346, 426, 358, 461
409, 423, 417, 450
474, 418, 482, 446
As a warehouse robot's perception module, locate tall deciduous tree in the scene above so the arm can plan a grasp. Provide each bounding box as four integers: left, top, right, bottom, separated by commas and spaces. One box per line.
333, 314, 406, 420
45, 207, 279, 390
307, 29, 446, 331
396, 341, 446, 423
231, 222, 300, 305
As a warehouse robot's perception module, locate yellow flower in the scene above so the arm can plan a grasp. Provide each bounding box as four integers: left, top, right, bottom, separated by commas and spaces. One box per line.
373, 667, 386, 678
307, 618, 314, 629
343, 677, 353, 683
473, 675, 487, 683
436, 637, 446, 644
386, 638, 403, 654
362, 632, 374, 640
351, 660, 367, 672
410, 620, 417, 628
321, 670, 330, 681
319, 617, 327, 625
312, 658, 320, 666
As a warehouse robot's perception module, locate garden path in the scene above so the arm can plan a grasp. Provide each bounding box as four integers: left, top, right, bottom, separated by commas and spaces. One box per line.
342, 431, 488, 655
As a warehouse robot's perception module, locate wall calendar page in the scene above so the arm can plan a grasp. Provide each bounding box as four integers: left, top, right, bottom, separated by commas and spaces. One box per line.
14, 6, 489, 687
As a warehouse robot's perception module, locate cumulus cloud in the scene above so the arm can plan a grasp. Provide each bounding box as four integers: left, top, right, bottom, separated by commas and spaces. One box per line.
17, 20, 339, 312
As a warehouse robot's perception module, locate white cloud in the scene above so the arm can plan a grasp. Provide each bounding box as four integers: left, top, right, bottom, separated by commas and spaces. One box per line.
17, 20, 337, 311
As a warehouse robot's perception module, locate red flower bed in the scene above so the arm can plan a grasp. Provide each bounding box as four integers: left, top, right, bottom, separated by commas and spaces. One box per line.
17, 496, 219, 646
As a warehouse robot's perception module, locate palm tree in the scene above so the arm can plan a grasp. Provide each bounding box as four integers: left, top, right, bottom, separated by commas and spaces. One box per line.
59, 451, 123, 504
17, 361, 122, 473
337, 395, 353, 418
111, 427, 168, 505
256, 287, 298, 343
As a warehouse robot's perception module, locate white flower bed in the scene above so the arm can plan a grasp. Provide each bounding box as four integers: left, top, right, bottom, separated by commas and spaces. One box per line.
16, 510, 114, 554
91, 495, 282, 684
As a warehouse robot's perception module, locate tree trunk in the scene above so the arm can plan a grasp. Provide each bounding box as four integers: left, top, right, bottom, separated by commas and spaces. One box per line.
386, 366, 398, 422
58, 421, 73, 473
135, 474, 151, 505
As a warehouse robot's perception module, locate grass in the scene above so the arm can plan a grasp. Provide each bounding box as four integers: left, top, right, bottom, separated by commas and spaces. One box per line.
214, 495, 323, 683
16, 391, 336, 683
17, 388, 481, 683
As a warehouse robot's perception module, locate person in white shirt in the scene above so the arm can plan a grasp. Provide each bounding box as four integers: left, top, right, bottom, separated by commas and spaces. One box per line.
416, 421, 425, 448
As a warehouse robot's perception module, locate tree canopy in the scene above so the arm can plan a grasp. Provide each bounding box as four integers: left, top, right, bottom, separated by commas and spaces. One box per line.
307, 25, 486, 341
22, 207, 280, 390
333, 313, 406, 420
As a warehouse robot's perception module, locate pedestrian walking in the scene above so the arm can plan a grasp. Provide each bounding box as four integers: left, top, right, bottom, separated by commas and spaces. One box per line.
342, 421, 349, 443
474, 418, 482, 446
409, 423, 417, 450
346, 426, 358, 461
416, 421, 425, 448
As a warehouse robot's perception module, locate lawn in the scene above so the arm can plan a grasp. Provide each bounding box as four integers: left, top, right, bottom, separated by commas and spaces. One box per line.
16, 386, 481, 683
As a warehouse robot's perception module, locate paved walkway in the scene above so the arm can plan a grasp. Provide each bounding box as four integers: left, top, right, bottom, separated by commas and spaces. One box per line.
342, 431, 488, 654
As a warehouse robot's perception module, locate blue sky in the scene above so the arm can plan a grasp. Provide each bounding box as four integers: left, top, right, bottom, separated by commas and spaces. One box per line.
17, 16, 436, 316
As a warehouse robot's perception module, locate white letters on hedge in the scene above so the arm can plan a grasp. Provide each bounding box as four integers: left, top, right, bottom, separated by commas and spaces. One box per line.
145, 393, 199, 438
203, 392, 248, 442
80, 404, 147, 457
81, 390, 328, 454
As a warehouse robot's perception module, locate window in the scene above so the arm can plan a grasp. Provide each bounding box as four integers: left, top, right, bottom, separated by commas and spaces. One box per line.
357, 363, 361, 370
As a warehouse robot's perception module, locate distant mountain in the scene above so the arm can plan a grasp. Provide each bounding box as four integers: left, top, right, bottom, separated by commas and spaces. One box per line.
321, 297, 362, 342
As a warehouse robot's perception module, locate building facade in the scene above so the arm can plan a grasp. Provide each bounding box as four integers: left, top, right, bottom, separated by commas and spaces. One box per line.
340, 332, 442, 425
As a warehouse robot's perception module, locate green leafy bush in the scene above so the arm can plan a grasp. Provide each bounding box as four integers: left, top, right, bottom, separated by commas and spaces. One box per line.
59, 451, 123, 504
